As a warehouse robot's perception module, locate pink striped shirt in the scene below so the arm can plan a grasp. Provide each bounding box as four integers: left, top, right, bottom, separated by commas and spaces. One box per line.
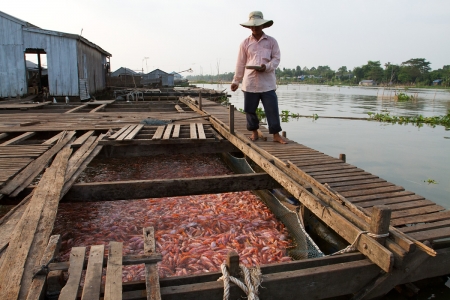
232, 33, 280, 93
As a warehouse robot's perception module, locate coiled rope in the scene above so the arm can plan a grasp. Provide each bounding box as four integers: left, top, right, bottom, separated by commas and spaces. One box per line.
218, 263, 262, 300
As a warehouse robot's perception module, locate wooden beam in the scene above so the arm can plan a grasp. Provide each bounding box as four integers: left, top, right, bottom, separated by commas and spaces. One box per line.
89, 103, 107, 113
59, 247, 86, 300
62, 173, 281, 202
0, 132, 35, 145
144, 227, 161, 300
65, 104, 88, 113
71, 130, 95, 147
104, 242, 123, 300
81, 245, 105, 300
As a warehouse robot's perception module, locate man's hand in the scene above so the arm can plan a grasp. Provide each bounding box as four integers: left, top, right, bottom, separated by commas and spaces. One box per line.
231, 83, 239, 91
256, 64, 266, 72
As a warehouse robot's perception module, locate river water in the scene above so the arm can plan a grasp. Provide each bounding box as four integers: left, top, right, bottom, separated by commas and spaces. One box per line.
198, 83, 450, 209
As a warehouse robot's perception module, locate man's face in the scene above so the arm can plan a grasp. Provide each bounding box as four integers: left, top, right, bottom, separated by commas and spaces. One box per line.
250, 25, 264, 36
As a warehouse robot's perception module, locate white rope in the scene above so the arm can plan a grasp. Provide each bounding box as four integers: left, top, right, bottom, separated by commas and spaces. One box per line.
330, 230, 390, 256
218, 263, 262, 300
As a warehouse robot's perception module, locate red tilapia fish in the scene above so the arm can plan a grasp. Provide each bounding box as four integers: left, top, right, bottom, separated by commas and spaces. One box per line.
54, 192, 293, 281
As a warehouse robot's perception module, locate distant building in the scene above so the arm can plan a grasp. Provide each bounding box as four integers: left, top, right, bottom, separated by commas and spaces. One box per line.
170, 71, 183, 80
141, 69, 174, 87
111, 67, 138, 77
0, 10, 111, 99
433, 79, 443, 86
359, 80, 377, 86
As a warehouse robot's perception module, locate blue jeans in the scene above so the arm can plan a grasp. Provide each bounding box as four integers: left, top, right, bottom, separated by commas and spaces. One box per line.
243, 90, 282, 134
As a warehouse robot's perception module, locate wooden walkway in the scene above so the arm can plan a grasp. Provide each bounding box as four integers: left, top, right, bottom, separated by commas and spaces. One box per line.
0, 94, 449, 299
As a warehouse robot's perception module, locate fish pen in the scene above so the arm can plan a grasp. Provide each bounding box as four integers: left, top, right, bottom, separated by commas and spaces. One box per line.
1, 89, 450, 300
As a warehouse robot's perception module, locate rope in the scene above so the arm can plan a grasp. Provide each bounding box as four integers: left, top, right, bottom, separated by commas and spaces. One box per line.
218, 263, 262, 300
330, 230, 390, 256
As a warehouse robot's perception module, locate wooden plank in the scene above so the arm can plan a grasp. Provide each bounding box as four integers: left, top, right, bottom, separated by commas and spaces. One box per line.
63, 173, 281, 202
81, 245, 105, 300
331, 182, 395, 192
0, 131, 76, 197
162, 124, 173, 140
20, 121, 41, 127
172, 124, 180, 138
407, 227, 450, 242
65, 104, 89, 113
317, 174, 379, 184
325, 178, 386, 188
385, 200, 436, 212
72, 130, 95, 147
104, 242, 123, 300
59, 247, 86, 300
356, 195, 426, 208
399, 219, 450, 234
152, 126, 165, 140
144, 227, 161, 300
124, 124, 144, 140
117, 125, 137, 141
391, 210, 450, 227
339, 185, 405, 198
42, 131, 64, 145
174, 104, 184, 112
197, 123, 206, 139
89, 103, 107, 113
190, 123, 197, 139
109, 125, 132, 140
391, 205, 445, 220
347, 191, 417, 203
0, 132, 35, 145
0, 148, 72, 300
26, 235, 61, 300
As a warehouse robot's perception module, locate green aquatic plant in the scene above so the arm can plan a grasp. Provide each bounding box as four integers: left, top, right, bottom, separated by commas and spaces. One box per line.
312, 113, 319, 120
424, 179, 438, 185
396, 92, 411, 101
367, 111, 450, 129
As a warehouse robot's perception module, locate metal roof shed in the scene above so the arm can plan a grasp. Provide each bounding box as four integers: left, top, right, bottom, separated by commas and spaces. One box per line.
0, 10, 111, 99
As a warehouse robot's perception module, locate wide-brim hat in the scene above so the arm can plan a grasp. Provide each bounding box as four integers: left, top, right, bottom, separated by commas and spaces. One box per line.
240, 11, 273, 28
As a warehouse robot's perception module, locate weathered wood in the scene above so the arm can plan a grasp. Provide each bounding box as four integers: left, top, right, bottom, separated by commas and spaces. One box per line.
64, 104, 89, 113
48, 253, 162, 272
0, 132, 9, 140
399, 219, 450, 234
105, 242, 123, 300
407, 227, 450, 242
117, 125, 138, 141
62, 173, 281, 202
391, 205, 445, 220
190, 123, 197, 139
144, 227, 161, 300
339, 153, 346, 162
125, 124, 144, 140
0, 131, 35, 145
20, 121, 41, 127
42, 131, 64, 145
226, 250, 240, 277
89, 103, 107, 113
174, 105, 184, 112
197, 123, 206, 139
162, 124, 173, 140
109, 125, 132, 140
0, 131, 75, 196
229, 105, 234, 134
152, 126, 165, 140
0, 147, 72, 300
391, 210, 450, 227
26, 235, 61, 300
81, 245, 105, 300
172, 124, 180, 138
369, 206, 391, 245
72, 130, 95, 147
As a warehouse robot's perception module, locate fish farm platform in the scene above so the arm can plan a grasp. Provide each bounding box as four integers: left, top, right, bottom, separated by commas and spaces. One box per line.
0, 91, 449, 300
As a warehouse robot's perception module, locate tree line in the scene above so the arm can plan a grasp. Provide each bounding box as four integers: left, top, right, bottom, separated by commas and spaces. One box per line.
186, 58, 450, 87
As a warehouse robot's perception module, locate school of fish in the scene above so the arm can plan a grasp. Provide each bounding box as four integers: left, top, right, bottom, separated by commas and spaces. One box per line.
53, 154, 293, 282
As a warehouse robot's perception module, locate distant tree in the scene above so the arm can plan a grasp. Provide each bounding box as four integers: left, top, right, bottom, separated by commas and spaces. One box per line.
353, 66, 364, 82
400, 58, 431, 83
361, 61, 384, 82
338, 66, 347, 77
295, 65, 302, 76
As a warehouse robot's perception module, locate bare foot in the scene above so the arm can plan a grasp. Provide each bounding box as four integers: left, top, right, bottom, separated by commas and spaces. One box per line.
273, 133, 288, 144
249, 130, 259, 141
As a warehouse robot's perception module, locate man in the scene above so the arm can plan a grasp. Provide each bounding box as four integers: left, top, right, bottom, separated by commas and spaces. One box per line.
231, 11, 287, 144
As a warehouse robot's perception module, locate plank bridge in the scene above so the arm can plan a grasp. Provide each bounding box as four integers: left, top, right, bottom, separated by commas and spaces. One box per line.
0, 94, 449, 299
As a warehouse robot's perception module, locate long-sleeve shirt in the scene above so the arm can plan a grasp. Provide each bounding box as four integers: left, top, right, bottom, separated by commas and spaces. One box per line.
232, 33, 280, 93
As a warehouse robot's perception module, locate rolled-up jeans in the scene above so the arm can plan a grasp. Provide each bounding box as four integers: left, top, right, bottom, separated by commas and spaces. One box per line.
243, 90, 282, 134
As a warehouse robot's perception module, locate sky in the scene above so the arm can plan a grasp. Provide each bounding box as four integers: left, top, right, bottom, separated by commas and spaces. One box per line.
2, 0, 449, 76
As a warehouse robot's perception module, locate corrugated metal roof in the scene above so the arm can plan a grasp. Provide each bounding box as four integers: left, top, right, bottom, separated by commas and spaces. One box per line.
0, 10, 39, 28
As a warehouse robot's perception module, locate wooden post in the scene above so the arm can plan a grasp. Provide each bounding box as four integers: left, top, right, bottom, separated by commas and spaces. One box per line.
339, 153, 346, 163
226, 250, 240, 278
370, 205, 391, 245
198, 92, 202, 110
229, 105, 234, 134
281, 131, 286, 138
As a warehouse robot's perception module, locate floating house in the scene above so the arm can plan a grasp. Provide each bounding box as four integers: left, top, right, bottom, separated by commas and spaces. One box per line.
359, 79, 377, 86
110, 67, 138, 77
0, 10, 111, 100
141, 69, 174, 87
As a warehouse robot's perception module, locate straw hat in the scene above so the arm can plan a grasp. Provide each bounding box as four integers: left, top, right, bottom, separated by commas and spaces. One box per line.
240, 11, 273, 28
